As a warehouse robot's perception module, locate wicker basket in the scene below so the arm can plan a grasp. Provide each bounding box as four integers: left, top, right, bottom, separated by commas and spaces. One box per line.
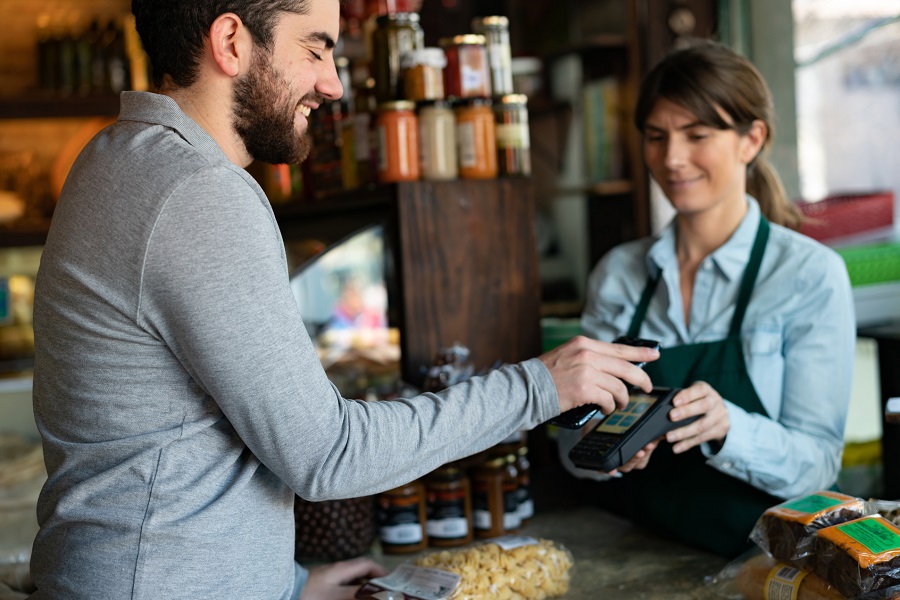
294, 495, 376, 562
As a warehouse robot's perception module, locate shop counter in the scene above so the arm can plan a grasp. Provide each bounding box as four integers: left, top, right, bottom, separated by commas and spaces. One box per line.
373, 505, 731, 599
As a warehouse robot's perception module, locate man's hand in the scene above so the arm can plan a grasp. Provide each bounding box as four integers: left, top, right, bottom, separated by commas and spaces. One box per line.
666, 381, 730, 454
299, 558, 388, 600
539, 336, 658, 417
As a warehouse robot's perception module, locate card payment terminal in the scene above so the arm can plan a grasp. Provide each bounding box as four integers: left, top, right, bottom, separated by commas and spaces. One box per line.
568, 387, 697, 472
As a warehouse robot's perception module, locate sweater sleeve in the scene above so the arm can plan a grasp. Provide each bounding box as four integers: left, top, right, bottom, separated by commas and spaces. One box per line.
139, 167, 559, 500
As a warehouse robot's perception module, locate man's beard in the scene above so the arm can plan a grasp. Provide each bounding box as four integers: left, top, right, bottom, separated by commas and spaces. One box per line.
232, 50, 312, 165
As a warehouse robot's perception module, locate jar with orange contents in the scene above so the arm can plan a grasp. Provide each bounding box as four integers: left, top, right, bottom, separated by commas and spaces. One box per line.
375, 100, 420, 183
376, 480, 428, 554
454, 98, 497, 179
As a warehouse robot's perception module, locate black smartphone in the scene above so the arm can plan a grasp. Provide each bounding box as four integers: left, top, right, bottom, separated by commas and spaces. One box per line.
612, 336, 661, 368
547, 336, 661, 429
568, 387, 697, 472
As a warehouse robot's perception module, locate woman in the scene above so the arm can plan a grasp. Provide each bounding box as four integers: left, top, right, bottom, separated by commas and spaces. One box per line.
559, 40, 855, 558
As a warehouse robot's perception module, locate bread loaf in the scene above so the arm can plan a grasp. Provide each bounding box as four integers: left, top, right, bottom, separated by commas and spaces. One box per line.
751, 491, 866, 570
814, 515, 900, 598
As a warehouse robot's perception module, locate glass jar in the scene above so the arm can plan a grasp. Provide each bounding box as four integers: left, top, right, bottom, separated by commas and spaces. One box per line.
516, 445, 534, 526
494, 94, 532, 177
401, 47, 446, 101
376, 100, 419, 182
439, 35, 491, 99
471, 455, 520, 539
372, 13, 424, 102
455, 99, 497, 179
418, 101, 457, 181
424, 464, 473, 547
472, 16, 513, 96
376, 480, 428, 553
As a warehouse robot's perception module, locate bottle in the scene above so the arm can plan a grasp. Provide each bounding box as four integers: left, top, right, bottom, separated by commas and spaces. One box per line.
376, 480, 428, 553
425, 464, 473, 547
494, 94, 532, 177
471, 455, 520, 538
417, 101, 457, 181
455, 99, 497, 179
376, 100, 419, 182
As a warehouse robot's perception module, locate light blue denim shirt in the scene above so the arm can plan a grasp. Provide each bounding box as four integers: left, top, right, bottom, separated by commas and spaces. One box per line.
562, 197, 856, 499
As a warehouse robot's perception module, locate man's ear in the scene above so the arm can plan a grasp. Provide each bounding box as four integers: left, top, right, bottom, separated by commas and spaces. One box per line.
208, 13, 252, 77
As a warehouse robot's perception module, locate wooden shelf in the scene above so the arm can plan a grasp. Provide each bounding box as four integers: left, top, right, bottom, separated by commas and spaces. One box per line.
0, 224, 51, 248
543, 34, 629, 59
0, 94, 120, 120
556, 179, 634, 197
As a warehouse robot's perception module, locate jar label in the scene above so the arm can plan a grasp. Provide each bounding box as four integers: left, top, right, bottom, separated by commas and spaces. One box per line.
457, 121, 477, 168
473, 508, 492, 530
503, 490, 521, 530
495, 123, 530, 149
380, 522, 425, 545
518, 492, 534, 521
427, 517, 469, 538
377, 502, 423, 545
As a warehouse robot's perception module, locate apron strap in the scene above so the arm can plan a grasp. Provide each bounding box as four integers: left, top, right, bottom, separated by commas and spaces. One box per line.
729, 216, 770, 336
626, 214, 771, 339
626, 272, 661, 338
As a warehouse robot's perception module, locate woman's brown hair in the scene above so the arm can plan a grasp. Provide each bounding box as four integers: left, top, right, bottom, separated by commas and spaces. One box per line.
634, 39, 803, 230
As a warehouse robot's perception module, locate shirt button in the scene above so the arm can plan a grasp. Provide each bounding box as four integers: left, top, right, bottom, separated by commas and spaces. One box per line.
722, 461, 733, 469
703, 260, 713, 270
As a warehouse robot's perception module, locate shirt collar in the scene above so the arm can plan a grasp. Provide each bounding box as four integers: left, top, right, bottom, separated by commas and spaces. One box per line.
118, 91, 232, 164
646, 196, 762, 283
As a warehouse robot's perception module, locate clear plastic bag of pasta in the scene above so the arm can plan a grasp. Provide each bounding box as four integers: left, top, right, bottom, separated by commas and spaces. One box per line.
411, 535, 574, 600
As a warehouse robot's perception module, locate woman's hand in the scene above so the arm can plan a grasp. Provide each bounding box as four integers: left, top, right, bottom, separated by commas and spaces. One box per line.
539, 336, 659, 417
666, 381, 730, 454
299, 558, 388, 600
608, 439, 660, 475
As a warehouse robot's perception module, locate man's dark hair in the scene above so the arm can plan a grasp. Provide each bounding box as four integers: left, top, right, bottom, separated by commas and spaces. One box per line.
131, 0, 314, 89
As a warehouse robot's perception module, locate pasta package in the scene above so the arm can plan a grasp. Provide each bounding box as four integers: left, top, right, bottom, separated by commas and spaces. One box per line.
750, 491, 867, 570
735, 553, 844, 600
412, 536, 574, 600
814, 515, 900, 598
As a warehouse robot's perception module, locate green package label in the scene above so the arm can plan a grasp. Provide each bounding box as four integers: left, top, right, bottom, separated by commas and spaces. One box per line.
780, 494, 843, 514
0, 278, 8, 324
838, 519, 900, 555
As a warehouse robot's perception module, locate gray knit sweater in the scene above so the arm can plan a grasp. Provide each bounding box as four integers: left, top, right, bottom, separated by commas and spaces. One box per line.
29, 92, 558, 599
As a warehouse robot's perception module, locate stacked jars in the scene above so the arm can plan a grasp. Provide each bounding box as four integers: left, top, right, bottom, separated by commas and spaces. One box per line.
374, 433, 533, 553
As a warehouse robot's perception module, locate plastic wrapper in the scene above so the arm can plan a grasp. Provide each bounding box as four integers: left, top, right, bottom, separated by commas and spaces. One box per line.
749, 491, 867, 570
704, 546, 900, 600
734, 552, 843, 600
814, 515, 900, 598
410, 535, 573, 600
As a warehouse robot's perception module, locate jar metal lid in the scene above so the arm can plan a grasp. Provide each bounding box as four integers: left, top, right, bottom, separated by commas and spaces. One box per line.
400, 47, 448, 69
454, 97, 493, 108
475, 15, 509, 29
378, 100, 417, 111
480, 456, 506, 468
496, 94, 528, 105
439, 34, 486, 47
376, 12, 420, 25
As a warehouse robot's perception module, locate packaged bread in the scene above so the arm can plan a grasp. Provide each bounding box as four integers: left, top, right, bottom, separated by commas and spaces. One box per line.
750, 491, 867, 570
411, 535, 573, 600
814, 515, 900, 598
735, 553, 844, 600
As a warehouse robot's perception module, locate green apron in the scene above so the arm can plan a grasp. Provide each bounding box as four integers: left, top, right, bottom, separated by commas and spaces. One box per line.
602, 216, 781, 558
